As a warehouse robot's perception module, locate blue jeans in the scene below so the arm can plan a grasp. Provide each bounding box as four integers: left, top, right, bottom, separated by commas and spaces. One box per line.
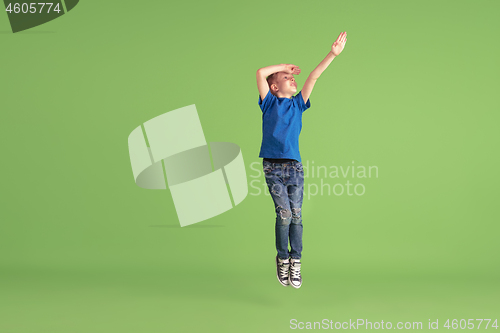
263, 160, 304, 260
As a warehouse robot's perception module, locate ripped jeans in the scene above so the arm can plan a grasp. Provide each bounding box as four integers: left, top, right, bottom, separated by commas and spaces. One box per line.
263, 160, 304, 260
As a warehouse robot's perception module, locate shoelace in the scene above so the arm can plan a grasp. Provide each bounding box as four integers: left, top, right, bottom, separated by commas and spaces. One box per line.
289, 262, 301, 280
279, 262, 290, 278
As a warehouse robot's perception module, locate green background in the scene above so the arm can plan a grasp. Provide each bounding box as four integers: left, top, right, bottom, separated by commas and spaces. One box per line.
1, 0, 499, 332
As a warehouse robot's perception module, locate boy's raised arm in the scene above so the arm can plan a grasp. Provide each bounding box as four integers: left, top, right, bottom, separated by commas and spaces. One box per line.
256, 64, 301, 100
302, 32, 347, 104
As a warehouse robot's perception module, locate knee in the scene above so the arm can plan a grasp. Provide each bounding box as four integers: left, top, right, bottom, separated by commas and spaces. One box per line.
276, 207, 291, 225
291, 208, 302, 223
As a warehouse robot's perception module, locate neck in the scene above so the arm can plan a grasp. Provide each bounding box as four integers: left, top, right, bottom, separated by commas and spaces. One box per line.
276, 92, 293, 99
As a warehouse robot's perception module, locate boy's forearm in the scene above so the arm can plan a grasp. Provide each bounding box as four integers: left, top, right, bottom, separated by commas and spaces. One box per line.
257, 64, 287, 77
309, 52, 336, 80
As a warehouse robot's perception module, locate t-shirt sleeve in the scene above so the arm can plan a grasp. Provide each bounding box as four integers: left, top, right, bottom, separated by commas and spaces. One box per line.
258, 91, 275, 113
295, 91, 311, 113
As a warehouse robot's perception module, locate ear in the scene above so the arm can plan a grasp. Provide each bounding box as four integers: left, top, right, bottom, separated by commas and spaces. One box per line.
271, 84, 278, 92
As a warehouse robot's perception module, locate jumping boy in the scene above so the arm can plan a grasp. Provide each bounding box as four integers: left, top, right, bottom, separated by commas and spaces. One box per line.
256, 31, 347, 288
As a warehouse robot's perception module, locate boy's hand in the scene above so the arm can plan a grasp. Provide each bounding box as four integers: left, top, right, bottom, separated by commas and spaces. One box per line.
331, 31, 347, 56
282, 64, 301, 75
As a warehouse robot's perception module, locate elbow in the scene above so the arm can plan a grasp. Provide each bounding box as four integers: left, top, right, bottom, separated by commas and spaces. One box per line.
257, 68, 268, 80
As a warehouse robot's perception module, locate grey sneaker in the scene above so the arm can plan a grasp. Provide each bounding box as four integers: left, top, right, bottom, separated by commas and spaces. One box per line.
289, 258, 302, 288
276, 256, 290, 287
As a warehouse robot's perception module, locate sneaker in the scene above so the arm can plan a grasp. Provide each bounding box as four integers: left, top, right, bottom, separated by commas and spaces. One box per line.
276, 256, 290, 287
289, 258, 302, 288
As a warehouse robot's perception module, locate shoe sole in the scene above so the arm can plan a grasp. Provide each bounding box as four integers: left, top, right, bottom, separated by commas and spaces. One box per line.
276, 256, 289, 287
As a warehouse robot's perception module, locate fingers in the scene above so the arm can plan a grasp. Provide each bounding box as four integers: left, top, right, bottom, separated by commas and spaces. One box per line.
290, 65, 301, 74
336, 31, 347, 44
284, 64, 301, 74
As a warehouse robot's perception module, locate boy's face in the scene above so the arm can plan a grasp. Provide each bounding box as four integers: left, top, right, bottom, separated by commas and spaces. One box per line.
271, 72, 297, 96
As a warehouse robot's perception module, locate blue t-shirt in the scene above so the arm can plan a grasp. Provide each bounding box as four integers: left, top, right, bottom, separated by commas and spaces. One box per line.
258, 90, 311, 162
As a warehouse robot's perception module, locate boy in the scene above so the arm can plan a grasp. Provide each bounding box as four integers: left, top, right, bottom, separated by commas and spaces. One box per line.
256, 31, 347, 288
